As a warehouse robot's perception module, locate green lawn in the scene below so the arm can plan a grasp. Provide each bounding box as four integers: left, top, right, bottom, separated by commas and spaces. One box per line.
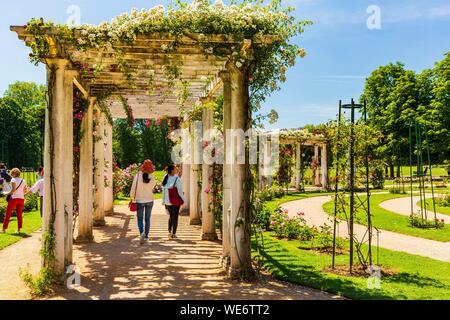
0, 210, 42, 250
265, 191, 332, 212
322, 193, 450, 242
254, 233, 450, 300
423, 198, 450, 216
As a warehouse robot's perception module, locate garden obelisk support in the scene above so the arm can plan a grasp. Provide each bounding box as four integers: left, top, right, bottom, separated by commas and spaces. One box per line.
228, 60, 253, 279
93, 109, 106, 226
190, 123, 202, 225
321, 144, 328, 189
201, 105, 217, 240
220, 70, 232, 267
43, 59, 74, 272
76, 97, 95, 243
103, 120, 114, 216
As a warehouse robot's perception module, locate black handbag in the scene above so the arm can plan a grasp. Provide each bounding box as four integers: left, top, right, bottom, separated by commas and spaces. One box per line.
6, 179, 23, 203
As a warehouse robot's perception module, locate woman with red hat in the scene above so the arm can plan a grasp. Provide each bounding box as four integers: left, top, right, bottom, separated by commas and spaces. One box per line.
130, 160, 156, 245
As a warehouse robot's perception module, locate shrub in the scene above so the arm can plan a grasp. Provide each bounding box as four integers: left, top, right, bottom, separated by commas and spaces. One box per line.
0, 203, 5, 222
24, 193, 39, 212
311, 223, 345, 253
410, 211, 445, 229
270, 207, 315, 240
436, 192, 450, 207
253, 198, 272, 231
389, 187, 407, 195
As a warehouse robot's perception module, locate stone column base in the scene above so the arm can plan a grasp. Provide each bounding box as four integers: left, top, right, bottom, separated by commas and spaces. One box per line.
190, 218, 202, 225
93, 219, 106, 227
201, 232, 218, 241
75, 235, 94, 244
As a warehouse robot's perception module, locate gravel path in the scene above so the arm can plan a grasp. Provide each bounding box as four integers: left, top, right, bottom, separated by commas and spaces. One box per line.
379, 195, 450, 223
0, 200, 340, 300
282, 196, 450, 262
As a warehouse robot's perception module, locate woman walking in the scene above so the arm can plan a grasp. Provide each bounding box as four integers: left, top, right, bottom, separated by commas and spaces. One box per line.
162, 165, 185, 240
130, 160, 156, 245
1, 168, 28, 234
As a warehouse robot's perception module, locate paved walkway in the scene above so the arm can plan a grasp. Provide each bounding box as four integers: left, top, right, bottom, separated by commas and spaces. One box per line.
282, 196, 450, 262
379, 195, 450, 223
0, 200, 340, 300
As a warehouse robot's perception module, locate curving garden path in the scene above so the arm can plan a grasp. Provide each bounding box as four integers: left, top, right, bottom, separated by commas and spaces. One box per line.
379, 194, 450, 223
0, 200, 340, 300
282, 196, 450, 262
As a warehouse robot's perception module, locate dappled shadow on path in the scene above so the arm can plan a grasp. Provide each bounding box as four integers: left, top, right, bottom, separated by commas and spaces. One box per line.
50, 205, 337, 300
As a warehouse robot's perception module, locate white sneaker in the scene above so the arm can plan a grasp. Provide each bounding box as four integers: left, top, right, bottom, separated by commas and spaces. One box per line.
168, 233, 173, 240
172, 234, 178, 239
0, 230, 5, 234
140, 233, 145, 245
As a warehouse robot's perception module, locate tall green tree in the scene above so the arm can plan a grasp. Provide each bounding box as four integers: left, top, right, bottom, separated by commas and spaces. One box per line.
0, 97, 41, 168
361, 63, 421, 176
4, 81, 46, 109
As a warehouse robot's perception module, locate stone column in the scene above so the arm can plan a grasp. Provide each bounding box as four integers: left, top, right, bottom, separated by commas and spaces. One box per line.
77, 97, 94, 243
201, 106, 217, 240
93, 108, 105, 227
64, 70, 77, 264
189, 123, 202, 225
220, 70, 232, 267
314, 144, 321, 186
181, 119, 191, 214
103, 119, 114, 216
228, 61, 252, 279
43, 59, 74, 273
321, 144, 329, 189
295, 143, 302, 191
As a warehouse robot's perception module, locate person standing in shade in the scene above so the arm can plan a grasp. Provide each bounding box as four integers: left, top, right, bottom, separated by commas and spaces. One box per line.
130, 160, 156, 245
162, 165, 185, 240
1, 168, 28, 234
26, 168, 44, 217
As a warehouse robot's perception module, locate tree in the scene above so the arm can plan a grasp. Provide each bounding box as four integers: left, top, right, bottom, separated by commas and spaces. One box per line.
361, 63, 421, 176
4, 81, 46, 109
0, 97, 41, 168
113, 119, 142, 168
421, 53, 450, 162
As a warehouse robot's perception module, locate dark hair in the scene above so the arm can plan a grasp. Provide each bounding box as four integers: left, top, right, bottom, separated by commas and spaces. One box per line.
162, 165, 176, 186
0, 163, 5, 170
37, 167, 44, 175
143, 172, 151, 184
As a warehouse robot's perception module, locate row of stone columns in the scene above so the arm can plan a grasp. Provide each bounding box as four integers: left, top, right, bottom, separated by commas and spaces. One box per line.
183, 64, 251, 277
294, 143, 329, 190
77, 103, 114, 242
43, 59, 114, 273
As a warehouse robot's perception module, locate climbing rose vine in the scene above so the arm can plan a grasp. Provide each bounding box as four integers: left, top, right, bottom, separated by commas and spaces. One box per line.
25, 0, 311, 112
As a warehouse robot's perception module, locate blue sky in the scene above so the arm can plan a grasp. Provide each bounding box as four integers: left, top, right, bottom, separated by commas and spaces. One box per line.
1, 0, 449, 129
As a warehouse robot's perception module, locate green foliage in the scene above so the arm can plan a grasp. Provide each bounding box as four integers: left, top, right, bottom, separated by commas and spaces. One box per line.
20, 266, 57, 297
24, 193, 39, 212
4, 81, 46, 109
362, 54, 450, 167
270, 207, 315, 240
0, 96, 43, 168
276, 145, 293, 189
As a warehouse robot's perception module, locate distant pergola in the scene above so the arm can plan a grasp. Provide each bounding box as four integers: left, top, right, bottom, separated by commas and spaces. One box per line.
258, 129, 329, 190
11, 25, 279, 279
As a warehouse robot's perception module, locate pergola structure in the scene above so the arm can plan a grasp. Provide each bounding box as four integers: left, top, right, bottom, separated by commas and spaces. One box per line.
11, 24, 278, 279
259, 129, 329, 190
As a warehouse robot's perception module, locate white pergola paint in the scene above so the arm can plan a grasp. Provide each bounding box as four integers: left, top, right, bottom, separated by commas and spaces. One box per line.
11, 25, 277, 279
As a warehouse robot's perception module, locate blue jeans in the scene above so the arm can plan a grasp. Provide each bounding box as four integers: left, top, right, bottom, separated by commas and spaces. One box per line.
137, 202, 154, 238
